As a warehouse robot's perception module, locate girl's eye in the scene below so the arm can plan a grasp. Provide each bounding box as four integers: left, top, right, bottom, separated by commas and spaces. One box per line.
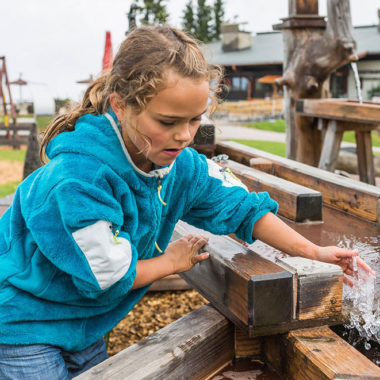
191, 118, 202, 124
159, 120, 175, 126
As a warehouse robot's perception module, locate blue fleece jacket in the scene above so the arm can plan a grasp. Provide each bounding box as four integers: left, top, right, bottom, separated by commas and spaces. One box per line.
0, 110, 278, 352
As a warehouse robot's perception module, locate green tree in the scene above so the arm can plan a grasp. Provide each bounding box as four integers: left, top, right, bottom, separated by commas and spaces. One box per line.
195, 0, 213, 42
139, 0, 169, 25
212, 0, 225, 40
181, 0, 225, 42
182, 0, 195, 36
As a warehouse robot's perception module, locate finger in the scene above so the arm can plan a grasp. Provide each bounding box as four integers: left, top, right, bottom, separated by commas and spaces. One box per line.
336, 249, 358, 258
193, 237, 209, 250
356, 257, 376, 276
343, 276, 354, 287
191, 252, 210, 265
343, 267, 354, 277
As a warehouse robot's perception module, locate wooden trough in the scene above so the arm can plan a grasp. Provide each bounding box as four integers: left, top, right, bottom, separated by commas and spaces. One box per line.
77, 141, 380, 379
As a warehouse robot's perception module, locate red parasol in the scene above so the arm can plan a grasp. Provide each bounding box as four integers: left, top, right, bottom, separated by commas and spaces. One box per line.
102, 31, 113, 74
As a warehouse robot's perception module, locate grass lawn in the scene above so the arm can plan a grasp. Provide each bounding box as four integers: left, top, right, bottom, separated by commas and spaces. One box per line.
0, 149, 26, 162
0, 181, 20, 198
245, 119, 380, 147
232, 139, 286, 157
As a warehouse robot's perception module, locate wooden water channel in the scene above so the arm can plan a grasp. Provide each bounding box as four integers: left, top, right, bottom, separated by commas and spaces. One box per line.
75, 141, 380, 379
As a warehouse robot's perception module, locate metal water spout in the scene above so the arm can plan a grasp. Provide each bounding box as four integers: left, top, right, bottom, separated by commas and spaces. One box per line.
274, 0, 358, 165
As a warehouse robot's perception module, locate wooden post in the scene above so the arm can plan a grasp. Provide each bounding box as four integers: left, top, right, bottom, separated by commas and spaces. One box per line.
274, 0, 357, 165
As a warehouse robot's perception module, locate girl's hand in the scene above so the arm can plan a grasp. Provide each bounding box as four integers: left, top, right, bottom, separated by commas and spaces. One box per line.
164, 234, 210, 274
315, 246, 376, 285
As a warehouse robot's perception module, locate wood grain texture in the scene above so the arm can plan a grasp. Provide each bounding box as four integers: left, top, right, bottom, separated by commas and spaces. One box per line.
216, 141, 380, 222
234, 327, 262, 358
297, 98, 380, 125
277, 257, 343, 321
218, 159, 322, 222
75, 305, 234, 380
284, 326, 380, 379
173, 221, 293, 334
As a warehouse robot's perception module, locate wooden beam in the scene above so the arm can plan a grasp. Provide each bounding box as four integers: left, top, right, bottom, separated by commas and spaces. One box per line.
356, 130, 376, 185
75, 305, 234, 380
216, 141, 380, 222
265, 326, 380, 379
276, 257, 342, 321
173, 222, 343, 337
217, 159, 322, 222
173, 221, 293, 333
296, 98, 380, 125
234, 327, 262, 359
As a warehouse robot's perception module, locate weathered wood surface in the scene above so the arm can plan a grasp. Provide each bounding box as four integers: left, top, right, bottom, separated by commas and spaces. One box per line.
217, 159, 322, 222
149, 274, 191, 292
174, 221, 344, 337
216, 141, 380, 222
356, 130, 376, 185
297, 98, 380, 125
75, 305, 234, 380
173, 221, 293, 332
234, 327, 262, 358
274, 0, 357, 165
249, 157, 273, 173
276, 257, 342, 321
278, 326, 380, 379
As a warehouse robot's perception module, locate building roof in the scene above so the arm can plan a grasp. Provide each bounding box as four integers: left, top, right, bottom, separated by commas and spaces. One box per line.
205, 25, 380, 67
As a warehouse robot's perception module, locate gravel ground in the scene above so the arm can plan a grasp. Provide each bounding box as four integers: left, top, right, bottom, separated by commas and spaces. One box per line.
107, 289, 207, 356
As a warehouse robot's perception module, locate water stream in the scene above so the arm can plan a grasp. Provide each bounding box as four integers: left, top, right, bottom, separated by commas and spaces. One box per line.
351, 62, 363, 104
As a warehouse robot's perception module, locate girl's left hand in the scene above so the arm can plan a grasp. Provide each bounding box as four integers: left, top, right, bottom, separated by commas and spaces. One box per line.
315, 246, 376, 285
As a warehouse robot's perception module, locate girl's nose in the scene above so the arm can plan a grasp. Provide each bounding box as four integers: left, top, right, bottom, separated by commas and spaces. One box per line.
174, 123, 192, 142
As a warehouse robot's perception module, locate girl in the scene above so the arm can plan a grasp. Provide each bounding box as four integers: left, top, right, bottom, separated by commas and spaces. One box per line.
0, 26, 373, 379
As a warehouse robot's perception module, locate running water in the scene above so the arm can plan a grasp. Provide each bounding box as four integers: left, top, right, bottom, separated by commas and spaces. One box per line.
351, 62, 363, 104
337, 236, 380, 364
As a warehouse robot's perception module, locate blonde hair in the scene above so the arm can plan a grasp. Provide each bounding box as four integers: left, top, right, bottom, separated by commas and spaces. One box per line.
40, 25, 223, 163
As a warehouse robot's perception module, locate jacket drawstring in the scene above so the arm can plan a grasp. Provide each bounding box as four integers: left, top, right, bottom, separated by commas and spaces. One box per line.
155, 175, 166, 253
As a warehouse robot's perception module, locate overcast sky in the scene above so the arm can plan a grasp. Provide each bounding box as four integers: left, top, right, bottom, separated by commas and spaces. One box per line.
1, 0, 379, 114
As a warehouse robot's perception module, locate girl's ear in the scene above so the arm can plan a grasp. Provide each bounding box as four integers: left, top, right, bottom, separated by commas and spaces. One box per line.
109, 92, 126, 122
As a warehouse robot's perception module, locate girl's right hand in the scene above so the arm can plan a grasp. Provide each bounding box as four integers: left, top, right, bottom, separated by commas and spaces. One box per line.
164, 234, 210, 274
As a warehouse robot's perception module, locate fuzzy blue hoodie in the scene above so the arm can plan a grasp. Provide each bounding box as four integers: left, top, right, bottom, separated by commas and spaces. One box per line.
0, 110, 278, 352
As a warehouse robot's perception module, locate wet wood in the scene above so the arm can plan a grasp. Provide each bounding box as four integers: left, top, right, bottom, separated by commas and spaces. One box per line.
76, 305, 234, 380
276, 257, 342, 321
234, 327, 262, 358
356, 130, 376, 185
318, 120, 343, 172
283, 326, 380, 379
216, 141, 380, 222
173, 221, 293, 333
217, 159, 322, 222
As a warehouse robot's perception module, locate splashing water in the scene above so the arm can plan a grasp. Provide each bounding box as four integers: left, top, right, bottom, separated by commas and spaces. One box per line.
351, 62, 363, 104
337, 237, 379, 346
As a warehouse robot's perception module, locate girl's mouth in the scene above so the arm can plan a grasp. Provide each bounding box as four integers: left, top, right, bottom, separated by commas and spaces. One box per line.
163, 148, 182, 157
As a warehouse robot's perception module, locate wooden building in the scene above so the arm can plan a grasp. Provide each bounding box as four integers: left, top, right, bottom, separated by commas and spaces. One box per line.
206, 22, 380, 101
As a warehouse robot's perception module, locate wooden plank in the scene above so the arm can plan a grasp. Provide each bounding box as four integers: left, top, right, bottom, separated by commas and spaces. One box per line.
356, 130, 376, 185
234, 327, 262, 358
276, 257, 342, 321
173, 221, 294, 334
318, 120, 343, 172
282, 326, 380, 379
217, 159, 322, 222
296, 98, 380, 125
75, 305, 234, 380
149, 274, 192, 291
215, 141, 380, 222
249, 157, 273, 173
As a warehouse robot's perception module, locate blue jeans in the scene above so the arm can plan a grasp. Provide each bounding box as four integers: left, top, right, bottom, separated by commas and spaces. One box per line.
0, 338, 108, 379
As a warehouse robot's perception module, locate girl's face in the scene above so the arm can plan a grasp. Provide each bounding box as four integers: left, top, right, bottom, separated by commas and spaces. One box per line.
111, 71, 210, 172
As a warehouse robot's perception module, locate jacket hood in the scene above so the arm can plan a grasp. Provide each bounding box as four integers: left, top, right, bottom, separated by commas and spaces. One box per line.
45, 109, 174, 179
